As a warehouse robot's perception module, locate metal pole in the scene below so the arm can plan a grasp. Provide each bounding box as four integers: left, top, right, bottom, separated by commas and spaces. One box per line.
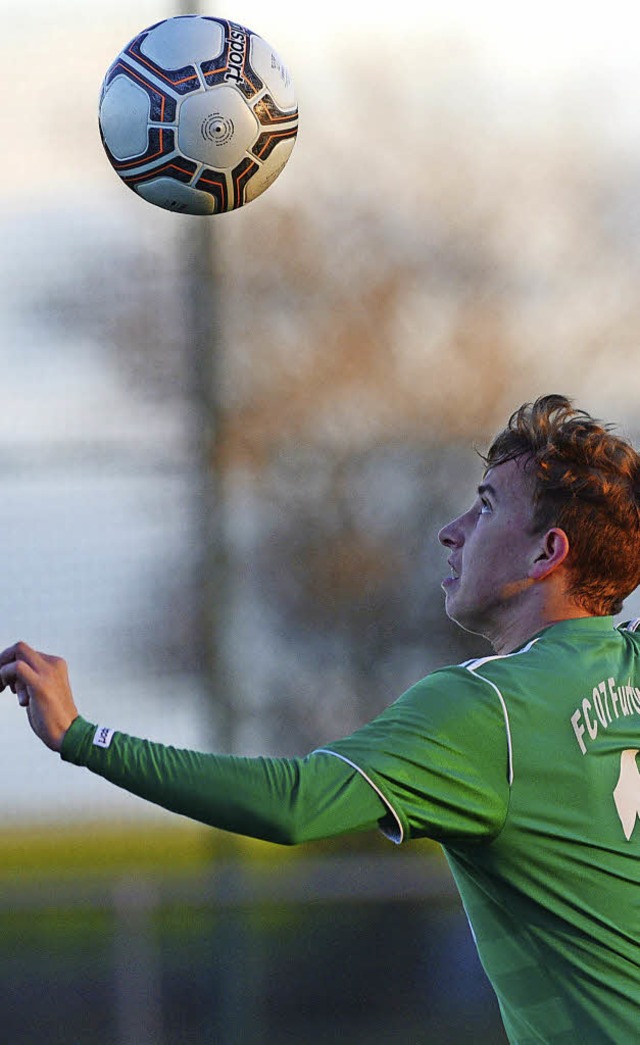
176, 7, 261, 1040
178, 0, 237, 753
182, 233, 260, 1040
182, 214, 237, 753
112, 878, 164, 1045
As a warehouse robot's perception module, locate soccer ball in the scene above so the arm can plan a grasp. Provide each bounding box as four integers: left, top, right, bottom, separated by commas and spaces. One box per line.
99, 15, 298, 215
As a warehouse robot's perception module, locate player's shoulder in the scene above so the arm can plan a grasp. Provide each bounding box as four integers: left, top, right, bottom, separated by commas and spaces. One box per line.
617, 618, 640, 636
452, 620, 598, 689
459, 616, 640, 687
460, 639, 540, 673
409, 617, 639, 703
407, 647, 537, 711
615, 618, 640, 656
406, 637, 544, 696
391, 659, 510, 740
455, 637, 544, 694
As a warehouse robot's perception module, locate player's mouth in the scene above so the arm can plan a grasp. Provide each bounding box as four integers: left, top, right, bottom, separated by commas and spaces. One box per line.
442, 560, 460, 590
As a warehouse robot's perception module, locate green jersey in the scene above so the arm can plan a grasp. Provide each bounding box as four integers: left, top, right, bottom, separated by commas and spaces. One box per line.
322, 616, 640, 1043
62, 616, 640, 1043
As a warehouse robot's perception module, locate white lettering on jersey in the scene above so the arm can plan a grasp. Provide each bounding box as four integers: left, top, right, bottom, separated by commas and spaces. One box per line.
613, 749, 640, 841
570, 678, 640, 754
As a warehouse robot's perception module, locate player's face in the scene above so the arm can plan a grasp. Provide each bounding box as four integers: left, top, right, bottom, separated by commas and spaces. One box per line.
438, 457, 542, 641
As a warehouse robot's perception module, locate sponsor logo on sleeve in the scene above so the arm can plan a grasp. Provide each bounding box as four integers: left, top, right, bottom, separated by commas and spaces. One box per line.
93, 725, 115, 750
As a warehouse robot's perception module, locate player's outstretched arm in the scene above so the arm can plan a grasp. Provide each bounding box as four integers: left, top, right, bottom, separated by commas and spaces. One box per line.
0, 641, 388, 845
0, 642, 79, 752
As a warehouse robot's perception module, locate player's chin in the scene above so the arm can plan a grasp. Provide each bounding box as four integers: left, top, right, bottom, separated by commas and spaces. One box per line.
442, 586, 477, 633
441, 576, 460, 611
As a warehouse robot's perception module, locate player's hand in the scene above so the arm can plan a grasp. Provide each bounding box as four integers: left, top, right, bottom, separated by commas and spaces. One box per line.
0, 642, 79, 753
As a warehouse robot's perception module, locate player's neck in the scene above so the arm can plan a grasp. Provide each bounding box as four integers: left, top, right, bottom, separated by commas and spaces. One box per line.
490, 602, 593, 654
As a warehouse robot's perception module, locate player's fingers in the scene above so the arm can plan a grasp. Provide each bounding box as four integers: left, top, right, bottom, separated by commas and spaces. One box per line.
0, 641, 39, 670
0, 658, 40, 693
0, 641, 27, 665
0, 661, 17, 692
0, 669, 30, 704
0, 643, 61, 692
0, 644, 21, 688
0, 644, 19, 668
16, 685, 30, 708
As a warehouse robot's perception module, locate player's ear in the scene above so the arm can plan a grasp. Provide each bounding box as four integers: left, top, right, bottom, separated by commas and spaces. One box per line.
530, 528, 570, 580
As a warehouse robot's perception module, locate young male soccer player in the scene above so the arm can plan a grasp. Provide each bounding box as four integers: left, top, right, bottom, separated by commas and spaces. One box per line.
2, 394, 640, 1043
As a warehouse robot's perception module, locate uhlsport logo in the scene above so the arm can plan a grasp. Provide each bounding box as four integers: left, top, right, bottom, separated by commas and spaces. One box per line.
223, 23, 248, 85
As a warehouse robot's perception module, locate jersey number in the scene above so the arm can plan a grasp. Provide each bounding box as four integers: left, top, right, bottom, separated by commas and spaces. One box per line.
613, 749, 640, 841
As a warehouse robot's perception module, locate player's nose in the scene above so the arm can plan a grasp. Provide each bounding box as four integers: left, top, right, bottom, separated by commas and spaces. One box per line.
438, 514, 464, 548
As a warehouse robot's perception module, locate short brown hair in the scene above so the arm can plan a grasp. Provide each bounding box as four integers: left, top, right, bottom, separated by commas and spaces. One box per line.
482, 394, 640, 615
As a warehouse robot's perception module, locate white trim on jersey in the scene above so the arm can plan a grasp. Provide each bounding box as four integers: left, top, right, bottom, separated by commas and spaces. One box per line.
313, 748, 405, 844
620, 618, 640, 633
463, 638, 542, 787
316, 638, 543, 841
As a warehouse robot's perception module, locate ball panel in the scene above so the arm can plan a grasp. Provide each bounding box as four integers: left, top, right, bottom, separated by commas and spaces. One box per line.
248, 36, 296, 112
124, 154, 198, 187
195, 169, 229, 213
100, 75, 150, 160
243, 138, 296, 204
126, 30, 201, 96
141, 15, 225, 71
178, 84, 259, 168
135, 176, 215, 215
231, 157, 260, 209
253, 93, 299, 126
103, 127, 178, 174
252, 124, 298, 163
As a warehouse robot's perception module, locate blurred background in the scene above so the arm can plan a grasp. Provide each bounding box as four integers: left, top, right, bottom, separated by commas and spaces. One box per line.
2, 0, 640, 1041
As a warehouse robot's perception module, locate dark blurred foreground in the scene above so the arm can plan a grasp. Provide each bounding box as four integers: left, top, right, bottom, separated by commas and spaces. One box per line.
0, 849, 507, 1045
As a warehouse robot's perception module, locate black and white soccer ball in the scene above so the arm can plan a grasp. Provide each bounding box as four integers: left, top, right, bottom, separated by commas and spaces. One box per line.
99, 15, 298, 215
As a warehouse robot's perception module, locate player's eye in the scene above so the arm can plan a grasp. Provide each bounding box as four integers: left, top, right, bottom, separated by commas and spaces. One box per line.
480, 497, 493, 514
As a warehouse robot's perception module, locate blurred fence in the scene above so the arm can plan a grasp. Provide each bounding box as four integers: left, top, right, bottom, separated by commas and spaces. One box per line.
0, 853, 507, 1045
